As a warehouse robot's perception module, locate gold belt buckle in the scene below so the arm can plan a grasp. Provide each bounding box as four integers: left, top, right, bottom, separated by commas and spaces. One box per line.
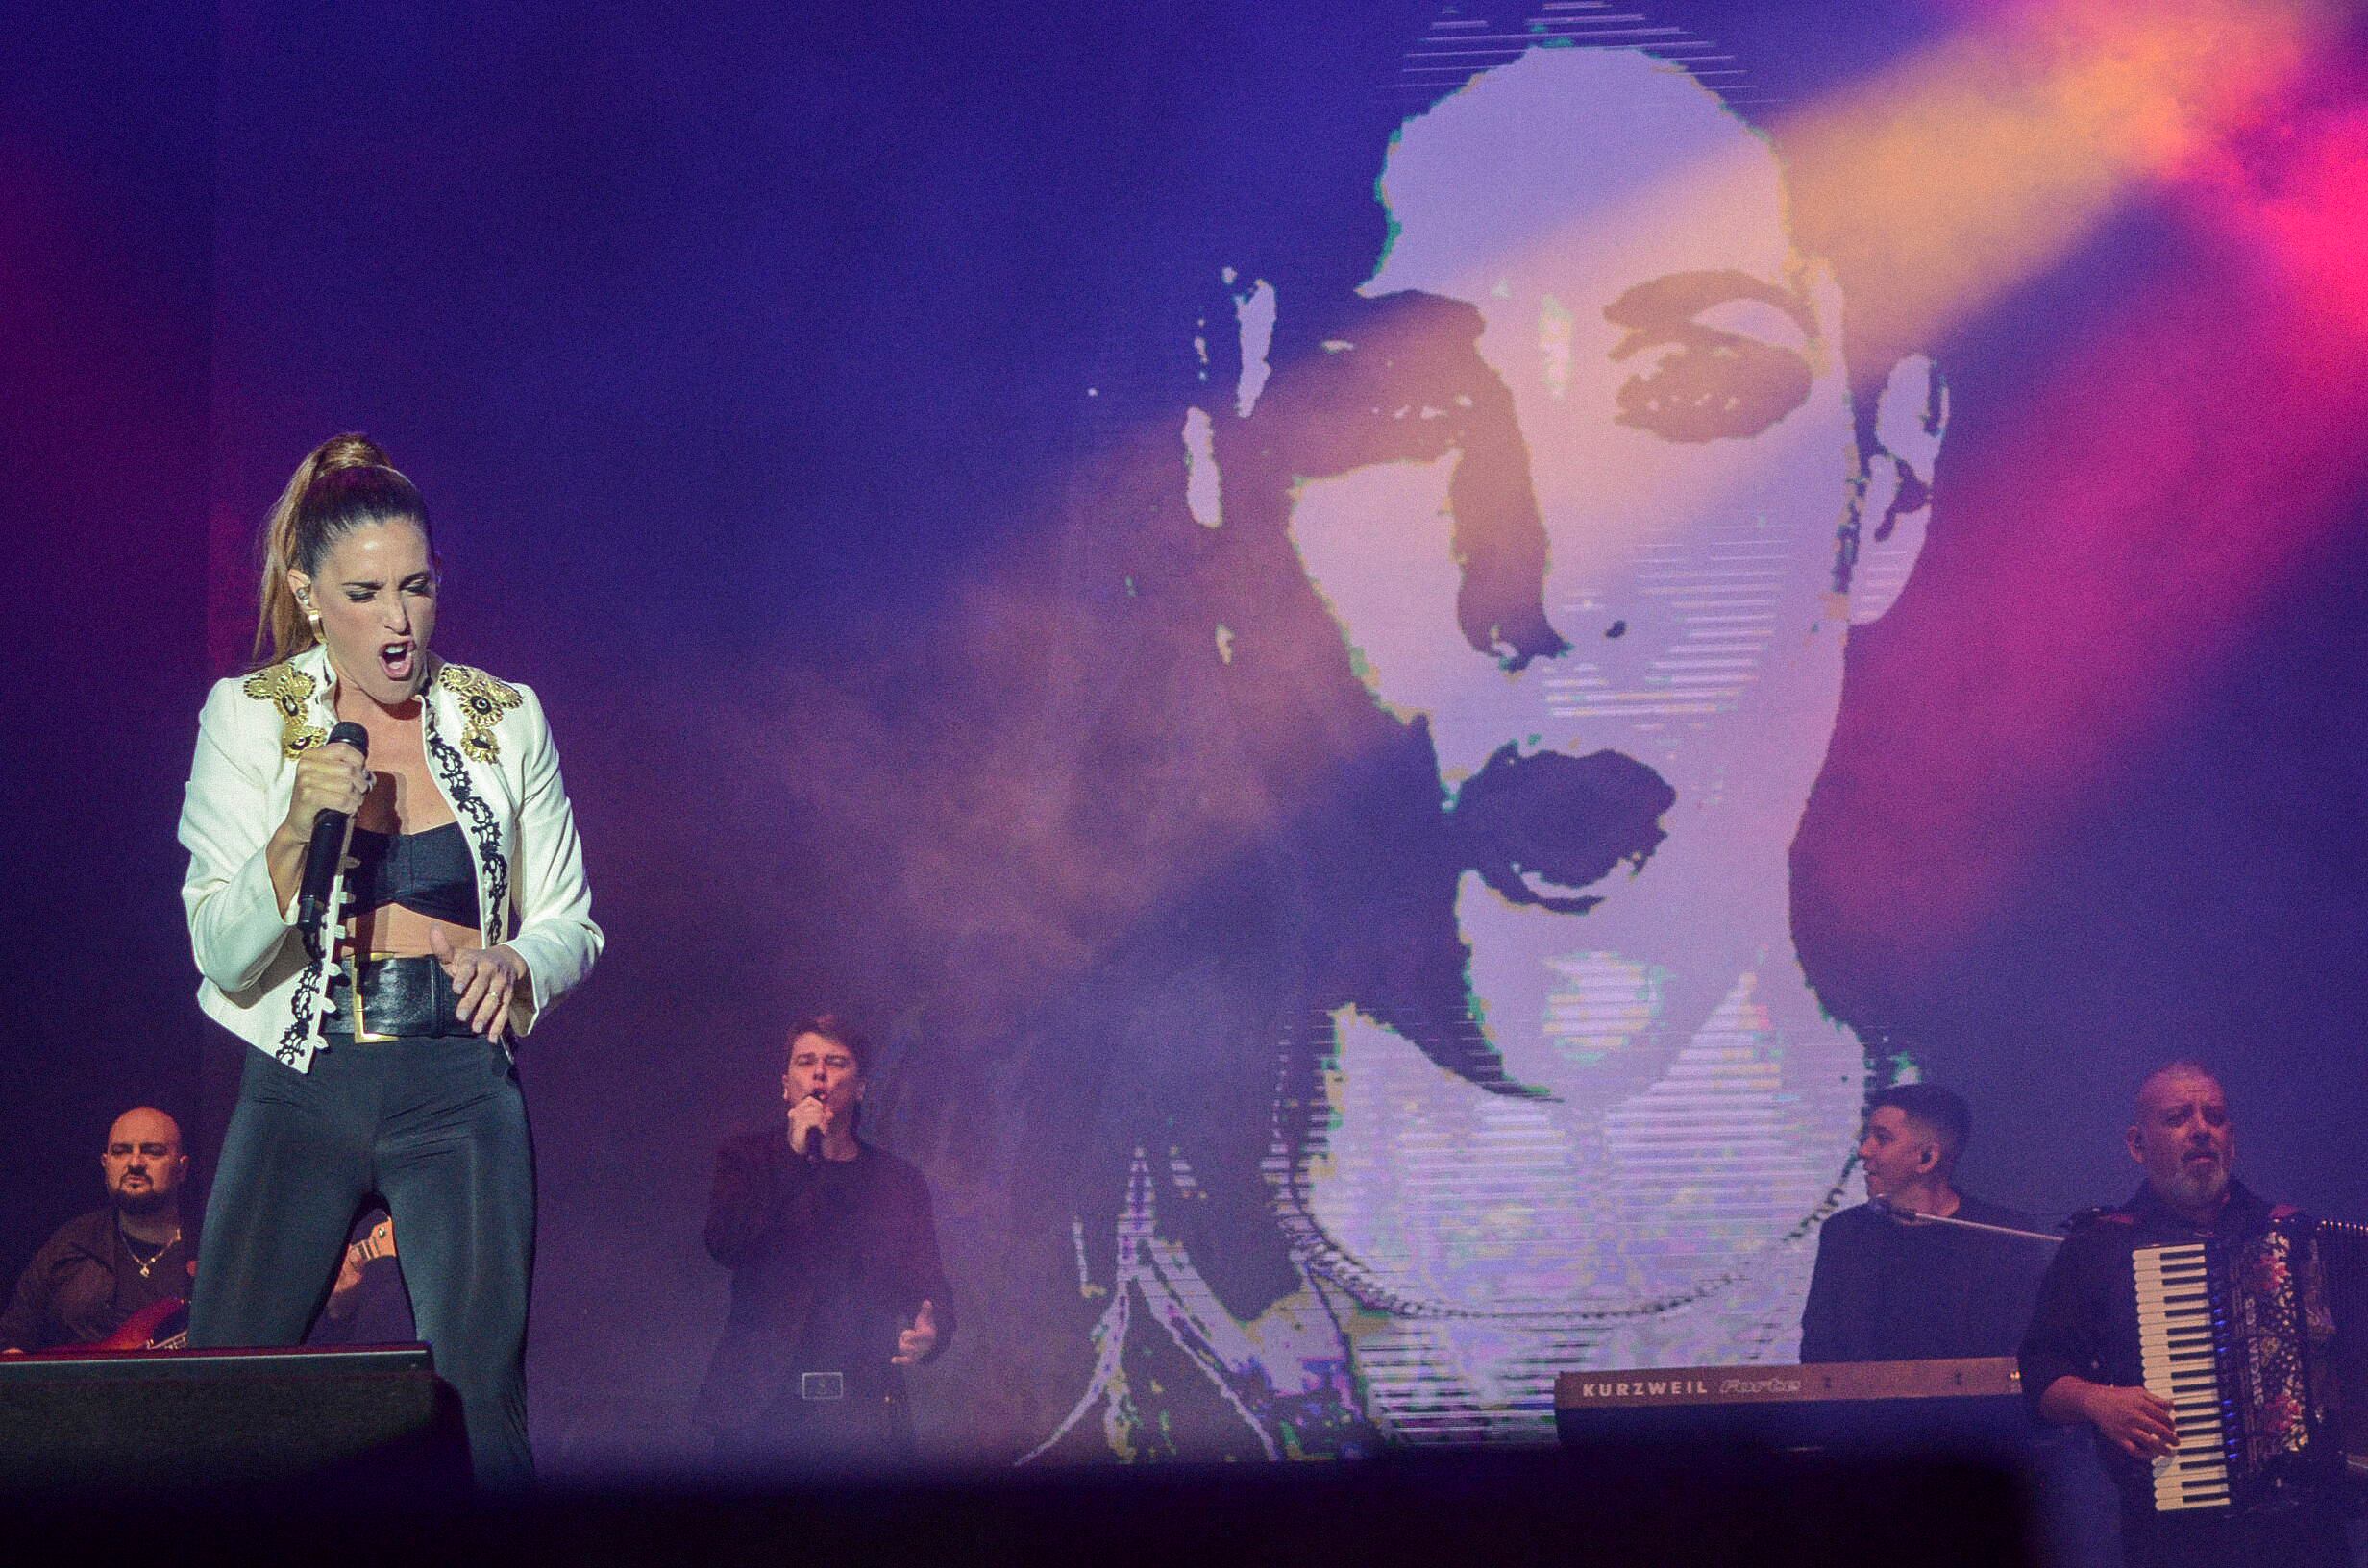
351, 952, 399, 1042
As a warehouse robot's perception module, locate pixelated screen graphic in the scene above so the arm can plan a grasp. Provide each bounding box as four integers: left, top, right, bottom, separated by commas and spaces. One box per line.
956, 3, 2368, 1458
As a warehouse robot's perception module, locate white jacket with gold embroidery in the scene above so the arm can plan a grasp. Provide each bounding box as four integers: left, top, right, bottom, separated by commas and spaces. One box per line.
178, 644, 603, 1069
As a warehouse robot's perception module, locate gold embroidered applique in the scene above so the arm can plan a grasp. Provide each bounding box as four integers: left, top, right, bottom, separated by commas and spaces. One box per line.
437, 664, 523, 764
242, 664, 328, 759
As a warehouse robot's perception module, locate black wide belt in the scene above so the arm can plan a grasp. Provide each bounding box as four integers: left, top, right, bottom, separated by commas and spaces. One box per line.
322, 954, 476, 1041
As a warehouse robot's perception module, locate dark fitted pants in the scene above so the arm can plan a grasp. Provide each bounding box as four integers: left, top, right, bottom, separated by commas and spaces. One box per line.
188, 1035, 535, 1490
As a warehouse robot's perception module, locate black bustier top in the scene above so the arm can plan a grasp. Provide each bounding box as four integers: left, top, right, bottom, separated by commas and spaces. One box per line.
344, 821, 481, 928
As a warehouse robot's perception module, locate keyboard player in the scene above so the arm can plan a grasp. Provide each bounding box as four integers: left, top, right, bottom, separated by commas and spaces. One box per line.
2018, 1062, 2350, 1568
1800, 1084, 2048, 1363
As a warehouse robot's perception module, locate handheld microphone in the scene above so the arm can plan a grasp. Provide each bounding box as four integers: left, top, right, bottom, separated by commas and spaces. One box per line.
297, 722, 371, 938
802, 1098, 824, 1164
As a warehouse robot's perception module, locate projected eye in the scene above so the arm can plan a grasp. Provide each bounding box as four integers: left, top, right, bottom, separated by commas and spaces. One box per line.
1603, 270, 1816, 444
1612, 330, 1810, 442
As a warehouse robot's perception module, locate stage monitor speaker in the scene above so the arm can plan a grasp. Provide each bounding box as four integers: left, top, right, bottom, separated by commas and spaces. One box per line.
0, 1342, 468, 1499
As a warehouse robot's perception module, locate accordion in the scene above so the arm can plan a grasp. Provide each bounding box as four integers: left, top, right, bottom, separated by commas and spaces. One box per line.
2135, 1213, 2368, 1512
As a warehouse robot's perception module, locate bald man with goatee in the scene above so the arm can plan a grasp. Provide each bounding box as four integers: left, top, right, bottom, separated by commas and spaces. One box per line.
2018, 1064, 2349, 1568
1, 1108, 196, 1352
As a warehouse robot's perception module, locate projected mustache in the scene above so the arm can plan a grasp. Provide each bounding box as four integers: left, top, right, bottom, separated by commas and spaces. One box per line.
1446, 745, 1675, 914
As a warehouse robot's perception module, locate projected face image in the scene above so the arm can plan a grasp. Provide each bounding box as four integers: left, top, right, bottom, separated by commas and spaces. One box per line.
1243, 47, 1943, 1423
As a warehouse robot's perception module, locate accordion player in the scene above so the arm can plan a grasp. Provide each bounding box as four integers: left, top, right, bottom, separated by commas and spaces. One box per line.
2021, 1063, 2363, 1568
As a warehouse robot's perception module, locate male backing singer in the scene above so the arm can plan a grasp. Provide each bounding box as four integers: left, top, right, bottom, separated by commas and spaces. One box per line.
1799, 1083, 2049, 1363
696, 1014, 953, 1473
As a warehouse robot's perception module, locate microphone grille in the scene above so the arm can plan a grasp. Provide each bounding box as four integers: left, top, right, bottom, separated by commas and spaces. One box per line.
324, 721, 371, 758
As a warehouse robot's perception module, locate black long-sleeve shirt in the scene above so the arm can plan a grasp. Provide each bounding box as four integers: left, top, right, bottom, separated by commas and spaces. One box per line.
1798, 1194, 2049, 1363
694, 1129, 954, 1434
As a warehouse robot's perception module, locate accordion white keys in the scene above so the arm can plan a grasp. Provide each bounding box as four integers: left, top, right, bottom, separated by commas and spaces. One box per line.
2134, 1241, 2235, 1509
2131, 1217, 2365, 1513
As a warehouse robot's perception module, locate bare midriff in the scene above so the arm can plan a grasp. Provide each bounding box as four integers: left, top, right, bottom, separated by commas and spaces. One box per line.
348, 905, 481, 962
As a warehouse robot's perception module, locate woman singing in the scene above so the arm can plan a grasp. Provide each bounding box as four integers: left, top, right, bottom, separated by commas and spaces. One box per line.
179, 434, 601, 1487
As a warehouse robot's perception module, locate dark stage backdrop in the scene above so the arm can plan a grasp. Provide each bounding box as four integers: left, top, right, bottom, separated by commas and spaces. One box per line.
2, 2, 216, 1301
8, 0, 2365, 1473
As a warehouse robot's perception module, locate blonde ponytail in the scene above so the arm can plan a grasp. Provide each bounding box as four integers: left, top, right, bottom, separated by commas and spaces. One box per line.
251, 433, 424, 665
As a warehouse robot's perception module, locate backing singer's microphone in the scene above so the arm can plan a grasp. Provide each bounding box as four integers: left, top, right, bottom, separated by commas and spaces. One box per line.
1869, 1194, 2064, 1245
297, 722, 372, 939
802, 1097, 824, 1164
